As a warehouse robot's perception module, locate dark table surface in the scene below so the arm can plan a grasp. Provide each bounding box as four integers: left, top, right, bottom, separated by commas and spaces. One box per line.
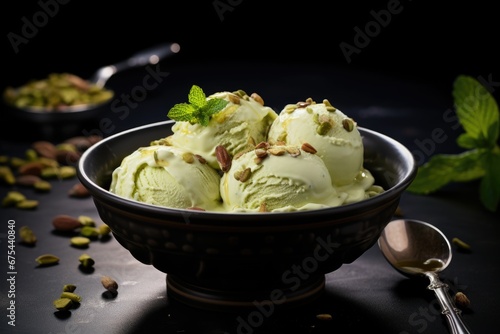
1, 59, 499, 334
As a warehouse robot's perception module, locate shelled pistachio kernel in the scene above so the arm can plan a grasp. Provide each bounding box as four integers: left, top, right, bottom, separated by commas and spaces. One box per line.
70, 236, 91, 248
33, 180, 51, 192
10, 157, 27, 168
56, 143, 77, 152
342, 118, 355, 132
41, 166, 59, 179
53, 298, 73, 311
0, 166, 16, 185
16, 199, 39, 210
283, 104, 297, 113
60, 292, 82, 303
182, 152, 194, 163
38, 157, 59, 168
316, 121, 332, 135
19, 226, 37, 245
78, 215, 95, 227
63, 284, 77, 292
322, 99, 336, 112
79, 253, 95, 268
36, 254, 60, 266
80, 226, 99, 238
452, 237, 471, 251
59, 166, 76, 179
2, 191, 26, 206
98, 224, 111, 236
25, 148, 38, 161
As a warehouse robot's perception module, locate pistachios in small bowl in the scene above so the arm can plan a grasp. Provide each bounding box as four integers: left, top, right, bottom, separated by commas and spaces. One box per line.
3, 73, 114, 113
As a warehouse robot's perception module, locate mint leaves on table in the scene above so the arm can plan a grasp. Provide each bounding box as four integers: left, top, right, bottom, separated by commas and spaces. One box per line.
407, 75, 500, 212
167, 85, 229, 126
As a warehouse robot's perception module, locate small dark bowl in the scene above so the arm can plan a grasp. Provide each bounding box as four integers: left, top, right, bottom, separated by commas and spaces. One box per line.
78, 120, 417, 310
3, 98, 112, 141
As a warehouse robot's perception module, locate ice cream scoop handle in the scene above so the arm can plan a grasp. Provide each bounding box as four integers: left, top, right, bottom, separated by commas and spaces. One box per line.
426, 272, 473, 334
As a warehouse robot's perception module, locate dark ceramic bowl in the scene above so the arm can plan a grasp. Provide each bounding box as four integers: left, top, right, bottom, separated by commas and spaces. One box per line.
78, 120, 417, 310
3, 98, 113, 141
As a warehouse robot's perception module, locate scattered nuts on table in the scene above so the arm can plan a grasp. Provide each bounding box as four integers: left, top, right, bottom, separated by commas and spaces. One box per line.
19, 226, 37, 245
35, 254, 60, 266
60, 291, 82, 303
452, 237, 471, 251
69, 183, 91, 198
53, 284, 81, 311
2, 134, 111, 318
52, 214, 83, 231
316, 313, 333, 321
53, 298, 73, 311
78, 253, 95, 268
454, 292, 471, 309
101, 275, 118, 293
16, 199, 39, 210
77, 215, 95, 226
70, 236, 91, 248
62, 284, 77, 293
80, 226, 100, 239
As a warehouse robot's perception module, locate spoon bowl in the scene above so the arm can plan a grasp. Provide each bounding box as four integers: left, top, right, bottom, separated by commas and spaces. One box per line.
378, 219, 452, 277
378, 219, 472, 334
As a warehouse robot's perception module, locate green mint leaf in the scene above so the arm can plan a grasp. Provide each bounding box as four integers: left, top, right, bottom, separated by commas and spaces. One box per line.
167, 85, 229, 126
479, 149, 500, 211
452, 75, 499, 148
407, 149, 486, 194
456, 133, 479, 149
204, 98, 229, 116
188, 85, 207, 109
167, 103, 197, 122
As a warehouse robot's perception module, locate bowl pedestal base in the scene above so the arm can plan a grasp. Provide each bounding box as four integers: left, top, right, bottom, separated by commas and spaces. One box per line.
166, 274, 325, 311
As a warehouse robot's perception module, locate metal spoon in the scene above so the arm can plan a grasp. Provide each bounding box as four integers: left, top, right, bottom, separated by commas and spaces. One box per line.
378, 219, 473, 334
88, 42, 181, 89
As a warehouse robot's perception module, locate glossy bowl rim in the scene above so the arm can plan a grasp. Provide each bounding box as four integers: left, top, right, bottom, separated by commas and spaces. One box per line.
78, 120, 417, 222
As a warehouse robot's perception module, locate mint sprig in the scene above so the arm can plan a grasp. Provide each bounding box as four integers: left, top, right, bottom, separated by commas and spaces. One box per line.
167, 85, 229, 126
407, 75, 500, 212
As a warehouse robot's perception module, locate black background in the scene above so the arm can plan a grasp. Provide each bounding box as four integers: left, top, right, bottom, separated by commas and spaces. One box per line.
2, 0, 499, 96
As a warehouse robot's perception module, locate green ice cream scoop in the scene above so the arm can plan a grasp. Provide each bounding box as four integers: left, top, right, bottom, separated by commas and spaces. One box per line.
166, 91, 278, 170
268, 100, 364, 186
220, 144, 346, 212
110, 145, 222, 211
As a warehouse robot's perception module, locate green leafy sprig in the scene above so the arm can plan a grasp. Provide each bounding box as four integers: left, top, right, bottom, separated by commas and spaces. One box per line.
167, 85, 229, 126
407, 75, 500, 212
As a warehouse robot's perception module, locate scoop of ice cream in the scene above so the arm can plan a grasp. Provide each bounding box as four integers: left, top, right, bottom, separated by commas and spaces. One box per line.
166, 90, 278, 170
220, 143, 346, 212
110, 145, 222, 211
268, 98, 364, 187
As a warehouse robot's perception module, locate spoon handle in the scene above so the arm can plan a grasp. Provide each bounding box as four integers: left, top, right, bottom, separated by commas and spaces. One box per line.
426, 272, 473, 334
90, 42, 180, 88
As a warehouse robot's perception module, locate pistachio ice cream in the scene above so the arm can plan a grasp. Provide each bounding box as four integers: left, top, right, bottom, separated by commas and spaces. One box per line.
268, 98, 365, 187
165, 90, 278, 170
220, 143, 347, 212
110, 145, 222, 211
